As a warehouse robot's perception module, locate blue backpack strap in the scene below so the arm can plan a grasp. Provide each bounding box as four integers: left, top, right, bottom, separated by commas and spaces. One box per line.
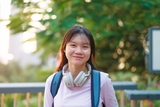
50, 70, 63, 107
91, 70, 101, 107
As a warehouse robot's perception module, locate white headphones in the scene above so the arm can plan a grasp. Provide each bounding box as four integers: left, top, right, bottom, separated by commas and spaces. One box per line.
62, 63, 91, 88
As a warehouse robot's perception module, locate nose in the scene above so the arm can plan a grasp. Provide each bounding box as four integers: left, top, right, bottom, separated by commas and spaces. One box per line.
75, 46, 83, 54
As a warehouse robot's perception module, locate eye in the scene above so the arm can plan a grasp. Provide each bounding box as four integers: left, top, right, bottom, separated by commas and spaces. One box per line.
83, 45, 89, 48
70, 44, 76, 47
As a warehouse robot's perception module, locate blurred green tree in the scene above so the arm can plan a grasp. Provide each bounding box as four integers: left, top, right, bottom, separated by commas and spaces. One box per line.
8, 0, 160, 74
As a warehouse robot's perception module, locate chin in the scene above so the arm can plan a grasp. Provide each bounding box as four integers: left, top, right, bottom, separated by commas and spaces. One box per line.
71, 61, 85, 66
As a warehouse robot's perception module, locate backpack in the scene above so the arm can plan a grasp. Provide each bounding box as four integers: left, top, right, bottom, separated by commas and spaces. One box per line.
50, 69, 101, 107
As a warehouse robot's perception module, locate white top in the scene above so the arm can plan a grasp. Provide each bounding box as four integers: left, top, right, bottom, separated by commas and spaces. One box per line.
44, 71, 118, 107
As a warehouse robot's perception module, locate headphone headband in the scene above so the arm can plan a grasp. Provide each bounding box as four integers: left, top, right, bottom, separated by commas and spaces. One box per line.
62, 63, 91, 76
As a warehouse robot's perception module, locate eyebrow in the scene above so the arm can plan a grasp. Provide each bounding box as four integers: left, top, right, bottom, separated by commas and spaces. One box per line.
69, 41, 90, 45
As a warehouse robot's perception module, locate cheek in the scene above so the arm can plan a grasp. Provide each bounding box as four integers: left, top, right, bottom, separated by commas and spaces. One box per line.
65, 47, 74, 53
85, 49, 91, 57
65, 50, 70, 60
65, 46, 74, 57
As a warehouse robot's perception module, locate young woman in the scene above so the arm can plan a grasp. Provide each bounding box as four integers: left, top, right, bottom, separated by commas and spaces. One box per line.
44, 25, 118, 107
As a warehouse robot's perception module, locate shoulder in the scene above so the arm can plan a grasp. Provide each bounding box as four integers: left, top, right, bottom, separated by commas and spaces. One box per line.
98, 71, 118, 106
45, 73, 56, 87
99, 71, 112, 86
99, 71, 109, 78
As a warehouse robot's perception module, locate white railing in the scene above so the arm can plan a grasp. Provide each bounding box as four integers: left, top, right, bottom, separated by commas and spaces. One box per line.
0, 82, 45, 107
0, 81, 137, 107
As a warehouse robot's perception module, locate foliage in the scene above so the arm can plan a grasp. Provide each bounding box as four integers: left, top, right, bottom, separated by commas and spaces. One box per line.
0, 61, 22, 82
2, 93, 44, 107
110, 70, 160, 90
110, 71, 139, 81
8, 1, 160, 75
146, 75, 160, 90
0, 62, 48, 107
0, 61, 53, 82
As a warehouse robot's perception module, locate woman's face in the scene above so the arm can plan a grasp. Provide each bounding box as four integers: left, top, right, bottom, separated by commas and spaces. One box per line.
65, 34, 91, 66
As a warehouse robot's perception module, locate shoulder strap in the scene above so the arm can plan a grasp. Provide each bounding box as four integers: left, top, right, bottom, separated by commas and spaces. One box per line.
50, 71, 63, 107
91, 70, 101, 107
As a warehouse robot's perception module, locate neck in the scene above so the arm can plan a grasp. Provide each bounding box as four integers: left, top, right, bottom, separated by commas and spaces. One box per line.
68, 64, 87, 78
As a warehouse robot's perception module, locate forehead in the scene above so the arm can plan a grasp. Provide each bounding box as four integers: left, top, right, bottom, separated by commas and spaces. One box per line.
70, 34, 90, 43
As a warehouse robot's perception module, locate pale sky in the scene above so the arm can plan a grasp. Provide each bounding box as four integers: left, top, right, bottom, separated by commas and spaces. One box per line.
0, 0, 11, 64
0, 0, 37, 64
0, 0, 51, 65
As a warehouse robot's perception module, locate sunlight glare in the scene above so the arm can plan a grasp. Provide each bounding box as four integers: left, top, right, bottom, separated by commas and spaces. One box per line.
118, 63, 125, 69
85, 0, 91, 3
51, 15, 57, 20
43, 14, 50, 20
21, 32, 37, 54
118, 19, 123, 27
77, 17, 84, 22
38, 1, 48, 9
29, 21, 46, 30
7, 53, 14, 60
47, 8, 52, 12
31, 14, 43, 21
0, 0, 11, 64
23, 0, 30, 3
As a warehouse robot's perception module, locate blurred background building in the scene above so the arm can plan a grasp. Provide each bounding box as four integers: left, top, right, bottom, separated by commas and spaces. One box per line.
0, 0, 41, 66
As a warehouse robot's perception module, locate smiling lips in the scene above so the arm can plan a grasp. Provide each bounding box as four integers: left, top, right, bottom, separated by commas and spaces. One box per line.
73, 56, 83, 60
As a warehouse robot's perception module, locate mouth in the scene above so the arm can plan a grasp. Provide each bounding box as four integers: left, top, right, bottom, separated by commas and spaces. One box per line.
73, 56, 83, 59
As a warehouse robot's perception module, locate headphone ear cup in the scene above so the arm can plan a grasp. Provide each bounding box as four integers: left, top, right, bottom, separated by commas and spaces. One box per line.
74, 71, 87, 86
64, 72, 74, 88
